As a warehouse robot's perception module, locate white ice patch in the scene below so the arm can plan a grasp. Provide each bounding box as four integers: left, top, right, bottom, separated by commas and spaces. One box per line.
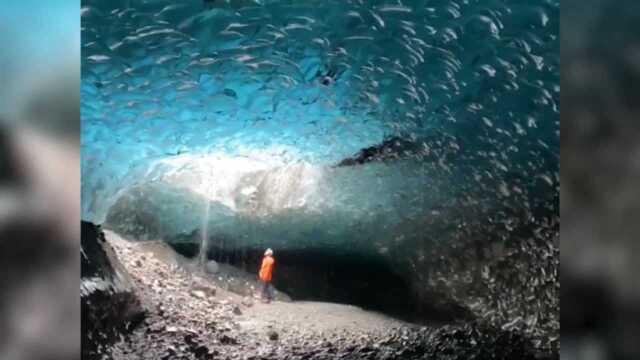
155, 151, 323, 216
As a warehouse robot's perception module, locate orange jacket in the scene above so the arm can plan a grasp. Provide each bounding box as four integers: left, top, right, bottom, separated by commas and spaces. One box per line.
259, 255, 275, 282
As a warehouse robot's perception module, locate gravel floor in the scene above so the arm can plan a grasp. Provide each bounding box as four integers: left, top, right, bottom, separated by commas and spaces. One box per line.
104, 231, 549, 360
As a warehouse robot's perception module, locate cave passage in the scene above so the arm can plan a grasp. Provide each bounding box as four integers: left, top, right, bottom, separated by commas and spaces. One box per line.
81, 0, 560, 356
169, 243, 468, 324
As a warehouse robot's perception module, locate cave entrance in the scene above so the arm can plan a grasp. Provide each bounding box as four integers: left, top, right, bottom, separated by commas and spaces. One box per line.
169, 244, 466, 324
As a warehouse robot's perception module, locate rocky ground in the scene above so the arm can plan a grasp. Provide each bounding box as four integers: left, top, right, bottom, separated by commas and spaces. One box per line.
104, 230, 552, 359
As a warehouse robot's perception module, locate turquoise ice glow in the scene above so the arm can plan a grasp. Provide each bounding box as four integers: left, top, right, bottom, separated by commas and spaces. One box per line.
81, 0, 559, 236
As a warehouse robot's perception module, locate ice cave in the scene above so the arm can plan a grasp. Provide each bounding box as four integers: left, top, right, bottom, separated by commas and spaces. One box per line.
81, 0, 559, 358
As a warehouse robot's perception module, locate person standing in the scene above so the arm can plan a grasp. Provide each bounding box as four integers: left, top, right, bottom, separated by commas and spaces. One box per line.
258, 248, 275, 303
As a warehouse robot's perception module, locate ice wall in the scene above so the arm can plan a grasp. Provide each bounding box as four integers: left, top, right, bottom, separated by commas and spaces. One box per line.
105, 155, 463, 254
81, 0, 559, 225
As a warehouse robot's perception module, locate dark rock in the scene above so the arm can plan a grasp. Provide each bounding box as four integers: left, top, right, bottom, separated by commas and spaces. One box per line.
81, 221, 145, 360
193, 345, 210, 358
219, 334, 238, 345
232, 306, 242, 315
184, 333, 198, 345
268, 330, 279, 341
335, 137, 419, 167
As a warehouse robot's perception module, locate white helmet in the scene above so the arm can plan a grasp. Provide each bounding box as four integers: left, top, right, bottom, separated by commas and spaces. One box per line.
264, 248, 273, 256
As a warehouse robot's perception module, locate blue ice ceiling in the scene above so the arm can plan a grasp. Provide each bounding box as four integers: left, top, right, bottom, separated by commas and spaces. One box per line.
81, 0, 558, 230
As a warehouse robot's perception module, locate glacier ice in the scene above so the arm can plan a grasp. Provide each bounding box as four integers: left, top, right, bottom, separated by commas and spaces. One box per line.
105, 154, 461, 253
82, 0, 558, 225
81, 0, 559, 332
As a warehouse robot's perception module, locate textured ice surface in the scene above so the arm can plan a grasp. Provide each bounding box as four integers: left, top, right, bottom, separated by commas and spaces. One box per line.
81, 0, 559, 242
105, 156, 463, 254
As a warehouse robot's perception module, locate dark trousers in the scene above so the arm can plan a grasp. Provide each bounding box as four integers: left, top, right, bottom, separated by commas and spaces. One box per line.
260, 280, 274, 300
